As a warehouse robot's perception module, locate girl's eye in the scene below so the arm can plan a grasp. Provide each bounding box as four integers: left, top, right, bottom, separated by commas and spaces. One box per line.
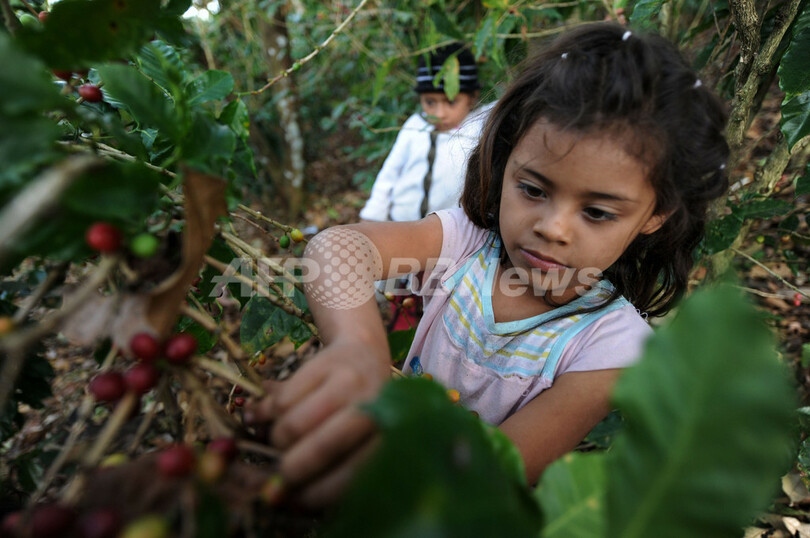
584, 207, 617, 222
517, 183, 546, 199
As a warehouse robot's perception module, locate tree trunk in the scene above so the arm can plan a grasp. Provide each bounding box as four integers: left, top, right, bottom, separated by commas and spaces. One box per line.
260, 2, 306, 218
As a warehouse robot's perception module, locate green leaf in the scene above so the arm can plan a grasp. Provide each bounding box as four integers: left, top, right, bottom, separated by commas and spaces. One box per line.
732, 198, 793, 220
429, 5, 464, 40
605, 285, 797, 537
187, 70, 235, 106
701, 215, 742, 254
0, 116, 62, 190
372, 59, 394, 106
535, 453, 606, 538
96, 63, 181, 140
473, 15, 496, 61
796, 163, 810, 196
440, 56, 460, 101
16, 0, 162, 70
61, 162, 162, 223
219, 99, 250, 142
176, 317, 218, 354
781, 89, 810, 151
240, 295, 312, 355
0, 33, 66, 116
183, 113, 237, 173
136, 40, 187, 95
778, 6, 810, 95
629, 0, 663, 30
388, 328, 416, 364
328, 378, 542, 537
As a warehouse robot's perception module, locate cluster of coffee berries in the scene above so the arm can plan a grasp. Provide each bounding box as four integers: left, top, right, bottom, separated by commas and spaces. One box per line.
87, 332, 197, 405
84, 222, 161, 259
278, 228, 304, 249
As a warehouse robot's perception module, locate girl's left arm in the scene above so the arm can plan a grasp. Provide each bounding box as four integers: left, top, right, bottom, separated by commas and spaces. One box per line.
498, 368, 622, 484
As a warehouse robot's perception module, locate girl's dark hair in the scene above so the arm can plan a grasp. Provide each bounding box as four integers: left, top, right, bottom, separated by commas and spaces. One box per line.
461, 22, 729, 318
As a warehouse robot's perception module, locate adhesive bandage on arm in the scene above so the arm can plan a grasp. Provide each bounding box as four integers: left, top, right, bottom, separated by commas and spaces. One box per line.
303, 227, 384, 310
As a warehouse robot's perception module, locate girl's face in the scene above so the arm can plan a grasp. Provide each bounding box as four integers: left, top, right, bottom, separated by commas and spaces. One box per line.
498, 121, 666, 302
419, 91, 475, 131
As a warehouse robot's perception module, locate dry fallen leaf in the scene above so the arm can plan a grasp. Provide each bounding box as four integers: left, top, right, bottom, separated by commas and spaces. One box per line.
783, 472, 810, 505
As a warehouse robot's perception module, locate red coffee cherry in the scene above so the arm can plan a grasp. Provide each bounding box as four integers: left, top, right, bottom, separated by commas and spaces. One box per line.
85, 222, 122, 253
207, 436, 238, 461
88, 372, 125, 403
157, 444, 196, 478
37, 11, 49, 22
123, 363, 159, 394
77, 508, 122, 538
129, 332, 161, 362
30, 503, 76, 538
78, 84, 103, 103
163, 333, 197, 364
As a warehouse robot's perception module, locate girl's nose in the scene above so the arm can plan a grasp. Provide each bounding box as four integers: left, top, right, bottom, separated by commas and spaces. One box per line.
533, 207, 571, 244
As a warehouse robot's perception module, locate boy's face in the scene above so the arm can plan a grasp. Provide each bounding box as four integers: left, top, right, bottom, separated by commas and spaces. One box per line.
419, 91, 475, 132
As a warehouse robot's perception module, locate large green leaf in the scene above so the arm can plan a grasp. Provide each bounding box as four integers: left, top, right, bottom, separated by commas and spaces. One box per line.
187, 70, 235, 106
327, 378, 542, 538
629, 0, 663, 30
183, 113, 237, 174
0, 116, 62, 190
701, 215, 742, 254
0, 34, 66, 116
136, 40, 187, 96
605, 285, 796, 538
219, 99, 250, 143
239, 295, 312, 355
16, 0, 162, 70
732, 198, 794, 220
781, 89, 810, 151
429, 5, 464, 40
96, 63, 182, 140
61, 162, 162, 223
778, 6, 810, 95
536, 453, 606, 538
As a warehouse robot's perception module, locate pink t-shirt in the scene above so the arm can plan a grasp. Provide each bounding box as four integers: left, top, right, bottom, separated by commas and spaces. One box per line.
404, 208, 652, 424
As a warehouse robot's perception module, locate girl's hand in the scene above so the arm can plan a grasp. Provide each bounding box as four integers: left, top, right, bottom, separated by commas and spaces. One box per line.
245, 339, 390, 506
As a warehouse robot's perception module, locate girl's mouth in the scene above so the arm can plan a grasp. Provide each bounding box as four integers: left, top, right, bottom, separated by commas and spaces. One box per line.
519, 248, 569, 272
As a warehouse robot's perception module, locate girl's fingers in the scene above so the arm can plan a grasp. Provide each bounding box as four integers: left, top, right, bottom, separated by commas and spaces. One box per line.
295, 435, 381, 507
271, 363, 378, 450
279, 404, 377, 487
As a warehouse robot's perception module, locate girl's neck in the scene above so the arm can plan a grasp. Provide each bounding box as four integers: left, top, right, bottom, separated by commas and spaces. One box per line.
490, 260, 590, 324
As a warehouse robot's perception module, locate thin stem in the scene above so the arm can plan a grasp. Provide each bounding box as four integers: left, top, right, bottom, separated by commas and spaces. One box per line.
193, 356, 265, 397
248, 0, 371, 96
731, 247, 809, 300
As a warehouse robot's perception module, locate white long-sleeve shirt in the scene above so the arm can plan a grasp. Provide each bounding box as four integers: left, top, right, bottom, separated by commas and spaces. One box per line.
359, 103, 493, 222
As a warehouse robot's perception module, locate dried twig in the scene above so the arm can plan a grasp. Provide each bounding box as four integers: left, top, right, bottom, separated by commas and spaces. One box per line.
193, 356, 265, 398
248, 0, 371, 96
731, 247, 809, 300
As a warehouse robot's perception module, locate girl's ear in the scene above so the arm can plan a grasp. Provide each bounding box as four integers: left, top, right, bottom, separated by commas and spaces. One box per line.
640, 212, 670, 235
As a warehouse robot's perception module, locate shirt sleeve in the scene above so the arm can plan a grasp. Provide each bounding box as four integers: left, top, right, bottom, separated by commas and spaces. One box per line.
411, 208, 489, 295
555, 304, 653, 375
359, 114, 424, 221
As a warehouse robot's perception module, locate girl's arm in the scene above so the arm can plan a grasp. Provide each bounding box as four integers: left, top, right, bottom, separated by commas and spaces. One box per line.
499, 368, 622, 483
246, 216, 444, 505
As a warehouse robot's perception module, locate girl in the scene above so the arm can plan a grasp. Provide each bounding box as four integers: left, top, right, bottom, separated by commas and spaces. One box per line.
245, 22, 729, 506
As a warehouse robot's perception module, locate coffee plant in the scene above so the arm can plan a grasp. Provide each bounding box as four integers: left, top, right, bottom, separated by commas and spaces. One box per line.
0, 0, 808, 536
